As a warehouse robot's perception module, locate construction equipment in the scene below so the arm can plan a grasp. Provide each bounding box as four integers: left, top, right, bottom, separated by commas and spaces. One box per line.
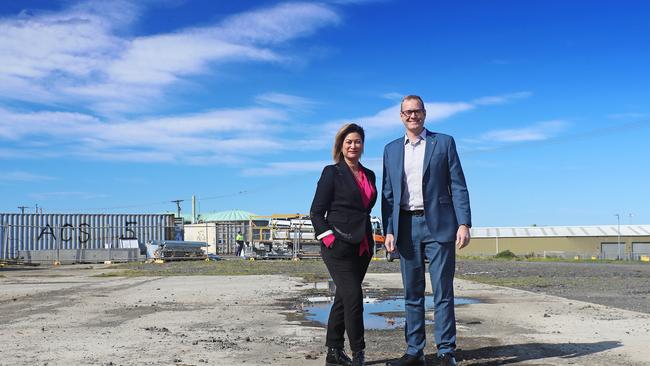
247, 214, 385, 259
145, 240, 207, 261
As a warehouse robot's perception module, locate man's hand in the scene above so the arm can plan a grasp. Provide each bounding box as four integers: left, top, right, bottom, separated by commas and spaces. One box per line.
384, 234, 395, 253
456, 225, 471, 250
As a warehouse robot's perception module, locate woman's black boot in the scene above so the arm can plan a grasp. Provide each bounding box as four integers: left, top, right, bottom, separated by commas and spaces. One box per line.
326, 347, 352, 366
352, 350, 365, 366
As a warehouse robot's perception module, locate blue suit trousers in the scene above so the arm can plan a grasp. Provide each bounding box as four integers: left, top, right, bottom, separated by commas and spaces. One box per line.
397, 213, 456, 357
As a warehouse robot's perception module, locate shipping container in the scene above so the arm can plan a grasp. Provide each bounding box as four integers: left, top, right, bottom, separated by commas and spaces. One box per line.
0, 213, 175, 260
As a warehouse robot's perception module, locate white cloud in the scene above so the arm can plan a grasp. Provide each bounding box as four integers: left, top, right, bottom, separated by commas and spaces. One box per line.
241, 156, 383, 177
0, 5, 125, 80
328, 0, 388, 4
0, 1, 341, 114
107, 35, 279, 85
0, 108, 101, 140
426, 102, 475, 120
321, 100, 474, 135
242, 161, 330, 176
381, 92, 402, 100
479, 120, 567, 142
255, 93, 318, 109
306, 92, 528, 164
472, 91, 533, 106
0, 87, 533, 167
0, 105, 315, 164
0, 171, 57, 182
216, 3, 340, 44
461, 120, 569, 153
320, 92, 529, 136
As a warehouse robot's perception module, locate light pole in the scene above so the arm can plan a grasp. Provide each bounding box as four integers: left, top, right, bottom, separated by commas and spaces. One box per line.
615, 213, 621, 260
628, 213, 634, 225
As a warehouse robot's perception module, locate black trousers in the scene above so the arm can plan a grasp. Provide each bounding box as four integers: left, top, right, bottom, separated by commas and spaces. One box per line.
235, 241, 244, 256
321, 239, 371, 352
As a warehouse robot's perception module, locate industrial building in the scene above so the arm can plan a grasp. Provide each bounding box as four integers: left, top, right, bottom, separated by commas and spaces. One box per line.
464, 224, 650, 260
2, 211, 649, 262
183, 210, 266, 254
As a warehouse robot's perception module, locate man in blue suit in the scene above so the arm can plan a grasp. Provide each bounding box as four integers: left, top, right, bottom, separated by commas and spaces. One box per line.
382, 95, 471, 366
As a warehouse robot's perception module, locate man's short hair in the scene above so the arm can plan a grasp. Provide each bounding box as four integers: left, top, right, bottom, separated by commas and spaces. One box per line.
401, 95, 425, 111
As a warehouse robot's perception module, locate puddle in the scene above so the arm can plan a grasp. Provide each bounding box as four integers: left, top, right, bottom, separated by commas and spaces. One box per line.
304, 295, 479, 330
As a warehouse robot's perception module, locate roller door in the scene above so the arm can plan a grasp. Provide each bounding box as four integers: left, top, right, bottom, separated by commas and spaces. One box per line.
600, 242, 624, 260
632, 242, 650, 260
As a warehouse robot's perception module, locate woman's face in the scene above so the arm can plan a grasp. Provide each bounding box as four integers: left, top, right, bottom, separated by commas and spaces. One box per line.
342, 132, 363, 162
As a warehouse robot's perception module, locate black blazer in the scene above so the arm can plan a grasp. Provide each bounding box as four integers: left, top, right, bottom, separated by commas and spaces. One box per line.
310, 160, 377, 244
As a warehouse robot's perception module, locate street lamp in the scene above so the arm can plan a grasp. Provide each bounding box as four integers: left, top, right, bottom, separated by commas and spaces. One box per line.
614, 214, 621, 260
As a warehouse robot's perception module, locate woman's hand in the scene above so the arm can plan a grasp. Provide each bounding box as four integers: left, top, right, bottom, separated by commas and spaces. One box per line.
322, 234, 335, 248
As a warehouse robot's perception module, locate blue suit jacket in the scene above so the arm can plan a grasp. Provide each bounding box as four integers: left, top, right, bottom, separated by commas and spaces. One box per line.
381, 130, 471, 244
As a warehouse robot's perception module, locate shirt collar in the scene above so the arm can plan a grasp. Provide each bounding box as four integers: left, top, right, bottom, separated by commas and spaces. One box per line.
404, 128, 428, 145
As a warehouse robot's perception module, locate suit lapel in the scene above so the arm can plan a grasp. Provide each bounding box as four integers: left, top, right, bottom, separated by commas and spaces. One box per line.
337, 160, 363, 206
394, 138, 404, 199
423, 129, 437, 174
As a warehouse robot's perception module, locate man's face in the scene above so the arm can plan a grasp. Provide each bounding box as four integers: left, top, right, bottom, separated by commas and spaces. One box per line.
400, 98, 426, 134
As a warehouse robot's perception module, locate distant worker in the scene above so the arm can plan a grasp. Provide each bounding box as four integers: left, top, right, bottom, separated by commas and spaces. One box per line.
235, 231, 245, 257
310, 123, 377, 366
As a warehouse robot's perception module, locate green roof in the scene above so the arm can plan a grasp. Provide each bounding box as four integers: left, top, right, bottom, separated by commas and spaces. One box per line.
198, 210, 258, 222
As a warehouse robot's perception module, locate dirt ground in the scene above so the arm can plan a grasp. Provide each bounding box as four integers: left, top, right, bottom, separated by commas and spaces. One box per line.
1, 259, 649, 365
455, 259, 650, 315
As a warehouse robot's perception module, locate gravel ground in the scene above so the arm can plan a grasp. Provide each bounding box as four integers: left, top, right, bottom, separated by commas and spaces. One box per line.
107, 257, 650, 314
453, 259, 650, 314
2, 258, 649, 365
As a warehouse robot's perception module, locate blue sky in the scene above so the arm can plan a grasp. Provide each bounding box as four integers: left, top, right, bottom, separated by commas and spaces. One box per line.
1, 0, 648, 227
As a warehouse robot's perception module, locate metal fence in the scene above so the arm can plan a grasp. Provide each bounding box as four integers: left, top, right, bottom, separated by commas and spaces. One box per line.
0, 213, 175, 260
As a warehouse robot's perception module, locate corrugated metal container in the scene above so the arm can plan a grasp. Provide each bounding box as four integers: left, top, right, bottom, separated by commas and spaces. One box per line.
0, 213, 175, 260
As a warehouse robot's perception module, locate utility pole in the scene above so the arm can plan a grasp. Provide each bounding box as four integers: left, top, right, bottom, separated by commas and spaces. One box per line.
171, 200, 184, 218
18, 206, 29, 214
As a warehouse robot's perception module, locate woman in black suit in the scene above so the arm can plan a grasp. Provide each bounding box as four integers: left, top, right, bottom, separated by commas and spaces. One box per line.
310, 123, 377, 366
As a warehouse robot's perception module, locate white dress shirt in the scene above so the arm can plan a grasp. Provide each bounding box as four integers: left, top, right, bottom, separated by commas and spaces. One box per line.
401, 129, 427, 210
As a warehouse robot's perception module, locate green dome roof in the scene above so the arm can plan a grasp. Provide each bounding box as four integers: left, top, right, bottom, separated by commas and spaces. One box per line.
199, 210, 258, 222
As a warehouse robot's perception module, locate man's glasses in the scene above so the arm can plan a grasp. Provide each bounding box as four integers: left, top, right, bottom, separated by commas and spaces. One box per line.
400, 109, 425, 117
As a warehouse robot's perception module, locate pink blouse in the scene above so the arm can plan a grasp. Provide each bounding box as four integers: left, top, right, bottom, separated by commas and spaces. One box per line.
322, 168, 376, 256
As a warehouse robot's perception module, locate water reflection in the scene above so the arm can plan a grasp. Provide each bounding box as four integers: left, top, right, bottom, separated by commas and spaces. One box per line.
304, 295, 479, 330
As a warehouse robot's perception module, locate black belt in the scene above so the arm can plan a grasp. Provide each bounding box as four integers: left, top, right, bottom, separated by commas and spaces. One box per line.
401, 209, 425, 217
